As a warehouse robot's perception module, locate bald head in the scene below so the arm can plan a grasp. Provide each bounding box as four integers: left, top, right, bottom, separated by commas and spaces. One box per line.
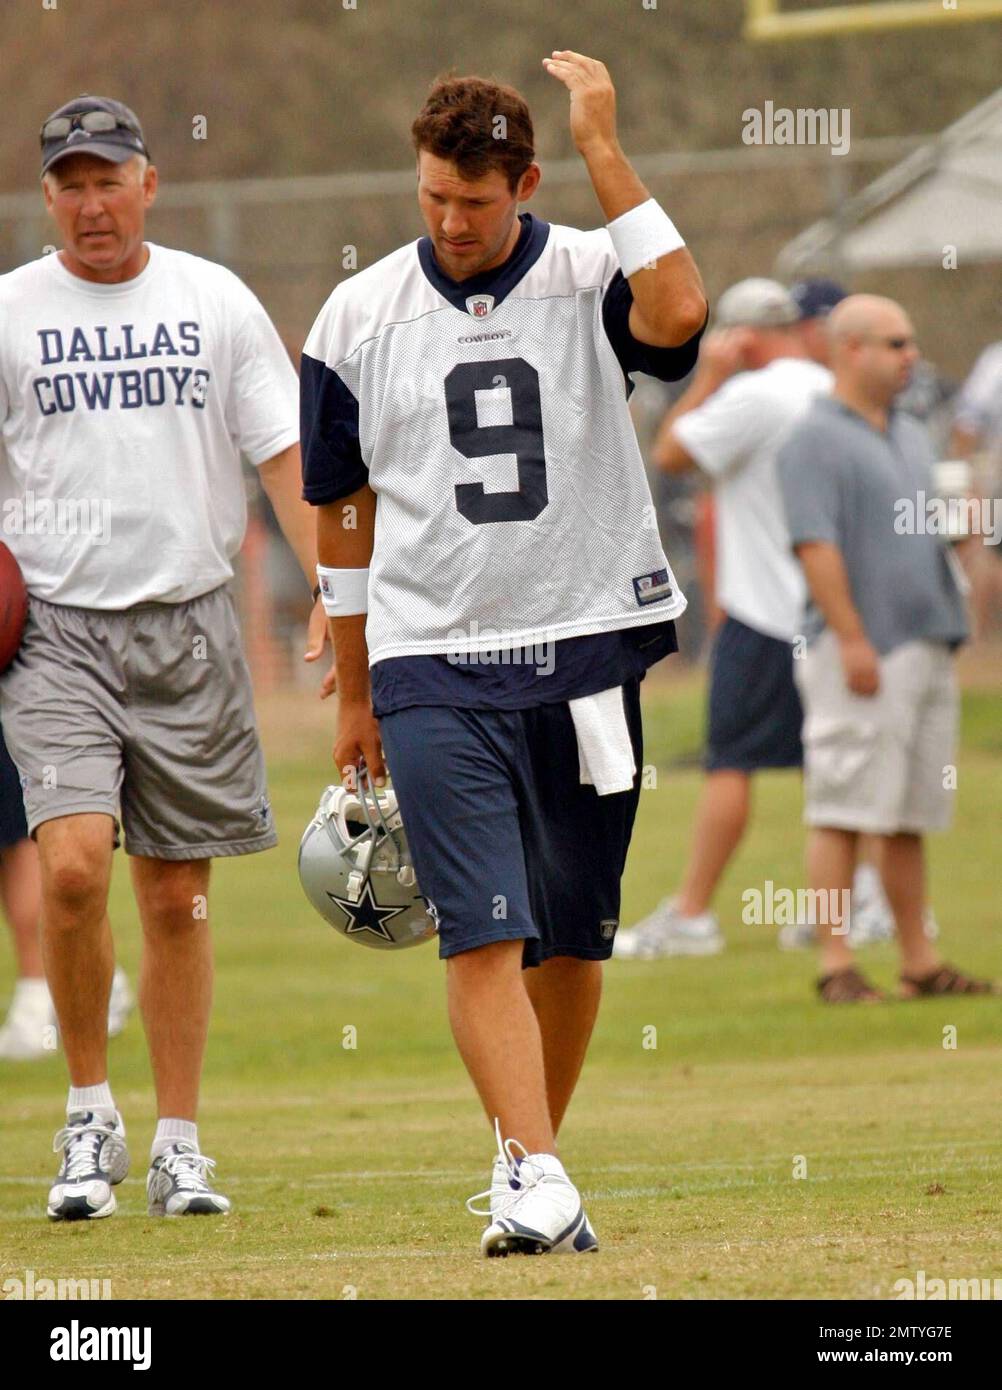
827, 293, 919, 411
829, 294, 909, 344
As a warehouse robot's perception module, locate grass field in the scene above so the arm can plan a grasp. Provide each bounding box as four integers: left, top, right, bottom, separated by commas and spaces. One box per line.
1, 673, 999, 1301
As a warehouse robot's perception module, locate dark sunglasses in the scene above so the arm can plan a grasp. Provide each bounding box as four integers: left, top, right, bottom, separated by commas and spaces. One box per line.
865, 334, 916, 351
40, 110, 143, 144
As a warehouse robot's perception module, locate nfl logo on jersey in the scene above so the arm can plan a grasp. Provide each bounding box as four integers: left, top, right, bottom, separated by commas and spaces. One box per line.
465, 294, 495, 318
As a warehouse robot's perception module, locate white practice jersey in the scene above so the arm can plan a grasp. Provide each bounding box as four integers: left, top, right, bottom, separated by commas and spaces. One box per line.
0, 244, 299, 608
302, 215, 703, 664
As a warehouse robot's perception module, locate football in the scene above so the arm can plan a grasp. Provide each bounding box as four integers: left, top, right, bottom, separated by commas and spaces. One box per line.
0, 542, 28, 674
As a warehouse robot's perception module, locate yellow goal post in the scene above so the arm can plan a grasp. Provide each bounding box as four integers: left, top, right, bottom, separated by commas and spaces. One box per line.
745, 0, 1002, 41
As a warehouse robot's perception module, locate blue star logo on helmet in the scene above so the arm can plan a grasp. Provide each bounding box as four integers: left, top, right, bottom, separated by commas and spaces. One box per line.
326, 879, 409, 944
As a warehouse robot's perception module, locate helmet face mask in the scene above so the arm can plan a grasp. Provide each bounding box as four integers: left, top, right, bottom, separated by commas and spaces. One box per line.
298, 770, 437, 951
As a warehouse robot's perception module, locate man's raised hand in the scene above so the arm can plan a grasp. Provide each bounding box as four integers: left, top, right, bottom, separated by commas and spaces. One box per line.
542, 50, 618, 156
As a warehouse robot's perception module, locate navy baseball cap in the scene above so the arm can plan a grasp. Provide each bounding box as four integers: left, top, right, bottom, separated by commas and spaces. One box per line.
40, 95, 148, 177
789, 278, 847, 321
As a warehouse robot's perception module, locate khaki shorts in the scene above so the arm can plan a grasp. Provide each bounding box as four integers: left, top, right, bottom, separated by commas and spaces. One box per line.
794, 631, 958, 835
0, 587, 277, 859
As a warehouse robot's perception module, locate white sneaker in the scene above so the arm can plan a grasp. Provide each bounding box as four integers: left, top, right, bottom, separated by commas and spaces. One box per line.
848, 904, 939, 945
0, 967, 134, 1059
0, 979, 56, 1060
779, 864, 893, 951
48, 1110, 129, 1221
777, 920, 817, 951
847, 864, 894, 945
779, 864, 941, 950
848, 902, 895, 946
468, 1126, 597, 1257
779, 908, 895, 951
614, 898, 723, 960
107, 966, 134, 1038
146, 1141, 231, 1216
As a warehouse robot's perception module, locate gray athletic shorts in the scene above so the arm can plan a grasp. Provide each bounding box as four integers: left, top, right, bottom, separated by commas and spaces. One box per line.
0, 586, 277, 859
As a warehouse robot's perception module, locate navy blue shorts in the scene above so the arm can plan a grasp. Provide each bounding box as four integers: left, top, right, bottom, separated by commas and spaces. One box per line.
706, 617, 803, 772
378, 680, 644, 966
0, 721, 29, 850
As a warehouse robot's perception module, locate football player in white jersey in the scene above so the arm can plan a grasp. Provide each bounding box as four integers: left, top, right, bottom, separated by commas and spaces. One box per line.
302, 54, 707, 1255
0, 96, 332, 1220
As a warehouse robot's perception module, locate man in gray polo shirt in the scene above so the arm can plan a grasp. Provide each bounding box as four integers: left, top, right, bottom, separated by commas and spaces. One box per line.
778, 294, 993, 1003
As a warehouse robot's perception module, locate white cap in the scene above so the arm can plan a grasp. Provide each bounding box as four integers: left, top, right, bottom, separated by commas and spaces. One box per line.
716, 278, 800, 329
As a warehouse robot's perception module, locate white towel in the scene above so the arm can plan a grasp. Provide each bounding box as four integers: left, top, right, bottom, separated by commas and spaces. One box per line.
568, 685, 636, 796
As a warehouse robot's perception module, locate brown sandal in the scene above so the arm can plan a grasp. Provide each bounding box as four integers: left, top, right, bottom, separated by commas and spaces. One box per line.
899, 963, 998, 999
817, 966, 885, 1004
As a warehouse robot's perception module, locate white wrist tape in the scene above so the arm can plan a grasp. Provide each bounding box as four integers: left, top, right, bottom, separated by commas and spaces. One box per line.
607, 198, 685, 278
316, 564, 369, 617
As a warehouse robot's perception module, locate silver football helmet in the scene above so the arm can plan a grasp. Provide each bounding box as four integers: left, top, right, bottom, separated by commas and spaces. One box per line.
298, 765, 437, 951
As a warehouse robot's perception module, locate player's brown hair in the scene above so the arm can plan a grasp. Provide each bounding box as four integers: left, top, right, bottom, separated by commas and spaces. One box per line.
411, 75, 535, 191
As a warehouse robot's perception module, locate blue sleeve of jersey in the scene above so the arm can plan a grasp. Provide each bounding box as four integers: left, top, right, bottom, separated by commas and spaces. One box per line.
300, 352, 368, 504
601, 271, 707, 384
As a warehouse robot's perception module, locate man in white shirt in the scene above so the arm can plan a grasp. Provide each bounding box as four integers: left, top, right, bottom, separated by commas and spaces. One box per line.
615, 278, 831, 959
948, 341, 1002, 641
950, 341, 1002, 462
0, 96, 330, 1220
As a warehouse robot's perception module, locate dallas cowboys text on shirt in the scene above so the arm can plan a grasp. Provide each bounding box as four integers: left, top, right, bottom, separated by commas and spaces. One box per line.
32, 321, 209, 414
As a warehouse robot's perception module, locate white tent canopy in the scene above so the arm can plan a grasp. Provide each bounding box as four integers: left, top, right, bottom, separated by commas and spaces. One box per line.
776, 88, 1002, 274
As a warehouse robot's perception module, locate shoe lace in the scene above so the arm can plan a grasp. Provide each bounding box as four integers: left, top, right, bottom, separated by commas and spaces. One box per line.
465, 1118, 546, 1219
159, 1145, 217, 1193
53, 1119, 118, 1182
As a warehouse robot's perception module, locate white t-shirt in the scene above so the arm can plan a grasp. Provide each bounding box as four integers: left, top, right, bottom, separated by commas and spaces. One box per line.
0, 243, 299, 608
671, 357, 833, 640
953, 341, 1002, 452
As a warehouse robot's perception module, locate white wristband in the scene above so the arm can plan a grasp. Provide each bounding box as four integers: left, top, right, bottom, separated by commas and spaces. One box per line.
607, 198, 685, 278
316, 564, 369, 617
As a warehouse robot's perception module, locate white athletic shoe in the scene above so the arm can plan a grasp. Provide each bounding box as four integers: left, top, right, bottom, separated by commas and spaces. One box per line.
778, 913, 895, 951
107, 967, 134, 1038
468, 1125, 597, 1257
777, 920, 817, 951
0, 979, 56, 1060
848, 863, 895, 946
48, 1110, 129, 1221
0, 967, 133, 1060
777, 865, 940, 951
146, 1141, 231, 1217
613, 898, 724, 960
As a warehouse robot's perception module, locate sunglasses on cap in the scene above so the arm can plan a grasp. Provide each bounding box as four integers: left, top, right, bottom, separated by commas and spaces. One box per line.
40, 109, 144, 144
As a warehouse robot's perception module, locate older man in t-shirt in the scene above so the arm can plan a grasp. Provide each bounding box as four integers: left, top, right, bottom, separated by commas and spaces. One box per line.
778, 294, 993, 1003
0, 96, 331, 1218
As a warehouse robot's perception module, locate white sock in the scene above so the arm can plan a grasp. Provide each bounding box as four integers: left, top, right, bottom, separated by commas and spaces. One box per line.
152, 1118, 198, 1160
68, 1082, 116, 1120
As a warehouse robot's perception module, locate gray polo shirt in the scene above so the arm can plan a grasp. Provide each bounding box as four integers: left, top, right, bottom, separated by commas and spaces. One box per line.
777, 397, 968, 654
